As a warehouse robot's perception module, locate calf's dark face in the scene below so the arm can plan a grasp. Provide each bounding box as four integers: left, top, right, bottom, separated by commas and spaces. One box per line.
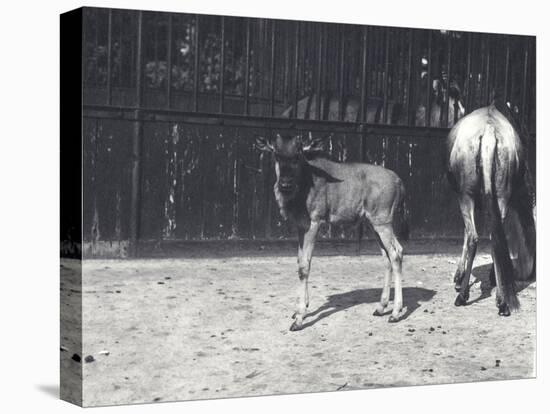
255, 135, 305, 197
274, 153, 302, 195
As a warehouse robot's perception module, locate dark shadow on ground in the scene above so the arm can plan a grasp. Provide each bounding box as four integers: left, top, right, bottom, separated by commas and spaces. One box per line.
467, 263, 535, 306
299, 287, 437, 330
36, 384, 59, 399
466, 263, 495, 305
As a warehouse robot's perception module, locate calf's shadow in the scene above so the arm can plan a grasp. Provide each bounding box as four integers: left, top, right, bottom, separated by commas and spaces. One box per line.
300, 287, 436, 330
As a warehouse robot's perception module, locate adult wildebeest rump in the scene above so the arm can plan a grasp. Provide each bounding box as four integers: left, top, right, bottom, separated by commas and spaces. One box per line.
256, 134, 409, 331
447, 104, 536, 316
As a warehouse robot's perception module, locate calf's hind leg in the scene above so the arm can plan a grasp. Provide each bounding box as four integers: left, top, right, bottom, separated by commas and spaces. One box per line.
372, 223, 404, 323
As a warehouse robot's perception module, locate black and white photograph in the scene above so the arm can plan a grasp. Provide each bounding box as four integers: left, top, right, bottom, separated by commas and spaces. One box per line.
57, 3, 540, 407
3, 0, 546, 412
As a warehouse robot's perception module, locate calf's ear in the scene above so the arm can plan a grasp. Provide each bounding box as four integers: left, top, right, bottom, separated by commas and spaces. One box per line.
255, 136, 274, 152
303, 135, 328, 154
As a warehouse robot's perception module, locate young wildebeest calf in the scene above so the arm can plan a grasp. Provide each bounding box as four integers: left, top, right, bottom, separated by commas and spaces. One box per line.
256, 134, 408, 331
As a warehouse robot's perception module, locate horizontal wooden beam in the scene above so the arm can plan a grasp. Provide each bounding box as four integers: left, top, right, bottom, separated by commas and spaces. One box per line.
82, 104, 459, 138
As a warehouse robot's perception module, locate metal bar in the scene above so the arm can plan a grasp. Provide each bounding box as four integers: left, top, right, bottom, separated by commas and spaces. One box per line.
244, 18, 251, 115
219, 17, 226, 113
360, 26, 368, 123
94, 9, 99, 85
405, 29, 414, 125
382, 29, 390, 124
129, 11, 144, 257
426, 31, 432, 127
464, 32, 472, 113
292, 21, 300, 118
338, 25, 346, 121
283, 22, 290, 108
117, 12, 123, 87
503, 36, 510, 103
193, 15, 200, 112
443, 31, 452, 127
269, 21, 276, 117
315, 24, 323, 120
106, 9, 113, 105
166, 14, 173, 109
521, 38, 529, 126
483, 37, 491, 105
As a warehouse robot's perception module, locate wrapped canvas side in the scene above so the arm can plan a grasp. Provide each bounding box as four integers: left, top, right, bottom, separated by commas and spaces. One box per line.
60, 8, 84, 407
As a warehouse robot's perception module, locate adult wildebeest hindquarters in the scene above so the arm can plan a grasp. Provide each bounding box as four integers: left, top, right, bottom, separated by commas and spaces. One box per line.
447, 104, 536, 316
256, 134, 408, 331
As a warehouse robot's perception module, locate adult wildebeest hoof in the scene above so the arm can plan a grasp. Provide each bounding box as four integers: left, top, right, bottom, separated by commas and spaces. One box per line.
373, 309, 384, 317
289, 321, 303, 331
498, 303, 511, 317
388, 315, 400, 323
454, 293, 468, 306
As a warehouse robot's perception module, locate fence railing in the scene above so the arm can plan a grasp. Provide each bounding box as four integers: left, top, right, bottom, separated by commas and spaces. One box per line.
80, 7, 536, 257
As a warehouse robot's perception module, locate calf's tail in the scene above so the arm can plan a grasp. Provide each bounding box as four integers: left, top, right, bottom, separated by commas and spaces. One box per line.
394, 181, 410, 242
480, 124, 519, 310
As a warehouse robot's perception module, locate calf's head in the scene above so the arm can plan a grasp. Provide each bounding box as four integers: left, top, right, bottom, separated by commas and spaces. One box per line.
255, 133, 326, 198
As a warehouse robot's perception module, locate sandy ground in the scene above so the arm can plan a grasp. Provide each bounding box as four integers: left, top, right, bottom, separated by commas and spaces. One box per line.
60, 248, 536, 407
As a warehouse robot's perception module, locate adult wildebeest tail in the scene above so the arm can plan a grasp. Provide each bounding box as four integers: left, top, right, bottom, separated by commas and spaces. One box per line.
480, 124, 519, 310
393, 181, 409, 242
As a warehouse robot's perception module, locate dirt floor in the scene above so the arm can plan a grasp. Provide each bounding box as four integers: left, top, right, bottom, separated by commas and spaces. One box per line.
60, 242, 536, 407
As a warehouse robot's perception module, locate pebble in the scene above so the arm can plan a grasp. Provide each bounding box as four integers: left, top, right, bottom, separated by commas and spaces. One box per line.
84, 355, 95, 363
71, 353, 81, 363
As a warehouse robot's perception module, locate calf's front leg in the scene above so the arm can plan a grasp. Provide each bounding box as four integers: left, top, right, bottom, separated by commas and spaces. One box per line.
290, 220, 319, 331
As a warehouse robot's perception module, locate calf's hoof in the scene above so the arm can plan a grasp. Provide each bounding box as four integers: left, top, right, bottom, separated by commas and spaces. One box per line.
388, 314, 400, 323
289, 320, 303, 331
454, 293, 468, 306
498, 303, 511, 317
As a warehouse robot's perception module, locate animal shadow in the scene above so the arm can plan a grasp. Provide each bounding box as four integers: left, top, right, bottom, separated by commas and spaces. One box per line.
468, 262, 535, 306
300, 287, 436, 330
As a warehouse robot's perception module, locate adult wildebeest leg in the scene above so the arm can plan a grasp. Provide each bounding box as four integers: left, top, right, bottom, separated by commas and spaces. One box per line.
373, 249, 392, 316
454, 194, 478, 306
290, 221, 320, 331
372, 223, 404, 322
493, 197, 513, 316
